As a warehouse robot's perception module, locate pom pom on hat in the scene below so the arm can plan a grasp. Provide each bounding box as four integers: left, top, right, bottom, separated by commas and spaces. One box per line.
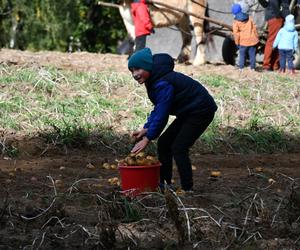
239, 1, 249, 14
231, 3, 242, 15
128, 48, 153, 72
285, 14, 295, 23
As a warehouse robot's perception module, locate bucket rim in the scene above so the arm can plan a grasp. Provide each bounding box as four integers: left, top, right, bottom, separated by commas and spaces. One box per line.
119, 163, 161, 169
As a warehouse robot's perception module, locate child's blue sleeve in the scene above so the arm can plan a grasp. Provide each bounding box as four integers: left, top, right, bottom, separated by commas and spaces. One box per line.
143, 81, 174, 140
272, 29, 282, 48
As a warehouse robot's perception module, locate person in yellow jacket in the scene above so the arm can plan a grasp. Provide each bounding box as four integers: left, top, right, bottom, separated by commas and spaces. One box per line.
232, 3, 259, 70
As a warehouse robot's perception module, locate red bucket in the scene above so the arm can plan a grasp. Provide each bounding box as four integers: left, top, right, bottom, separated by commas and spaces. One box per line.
119, 164, 161, 196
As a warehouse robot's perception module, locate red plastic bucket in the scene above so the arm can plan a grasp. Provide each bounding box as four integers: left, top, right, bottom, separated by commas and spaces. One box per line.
119, 164, 161, 196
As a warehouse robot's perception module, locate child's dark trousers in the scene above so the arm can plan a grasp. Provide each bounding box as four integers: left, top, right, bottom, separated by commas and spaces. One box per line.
279, 49, 294, 71
239, 45, 256, 70
135, 35, 147, 52
157, 112, 215, 191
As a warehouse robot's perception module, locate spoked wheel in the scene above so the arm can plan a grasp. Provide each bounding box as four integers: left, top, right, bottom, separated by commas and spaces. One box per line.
222, 36, 238, 66
293, 41, 300, 69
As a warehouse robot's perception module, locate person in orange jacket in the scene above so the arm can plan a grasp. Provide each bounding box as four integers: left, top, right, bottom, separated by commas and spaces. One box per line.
232, 3, 259, 70
131, 0, 154, 52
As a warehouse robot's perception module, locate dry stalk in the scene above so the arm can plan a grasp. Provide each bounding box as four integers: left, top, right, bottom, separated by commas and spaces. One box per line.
117, 224, 138, 246
271, 174, 298, 227
136, 192, 166, 210
164, 188, 187, 244
26, 231, 47, 250
20, 198, 56, 221
21, 175, 58, 220
189, 208, 221, 228
236, 193, 258, 241
37, 231, 47, 249
228, 225, 242, 238
247, 166, 252, 176
212, 205, 233, 221
259, 182, 275, 191
0, 136, 7, 154
271, 198, 284, 227
53, 225, 86, 240
97, 205, 117, 249
98, 138, 117, 153
68, 178, 103, 194
96, 193, 116, 204
8, 205, 12, 217
77, 224, 99, 238
193, 240, 205, 248
41, 216, 66, 229
47, 175, 57, 196
242, 231, 262, 245
170, 189, 192, 242
279, 172, 295, 182
243, 193, 257, 226
294, 216, 300, 224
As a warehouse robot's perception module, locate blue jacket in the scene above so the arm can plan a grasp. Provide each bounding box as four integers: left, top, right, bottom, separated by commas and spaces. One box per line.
273, 15, 298, 51
144, 54, 217, 140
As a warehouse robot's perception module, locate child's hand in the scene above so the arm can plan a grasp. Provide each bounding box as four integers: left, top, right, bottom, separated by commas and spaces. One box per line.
131, 137, 150, 154
132, 128, 148, 141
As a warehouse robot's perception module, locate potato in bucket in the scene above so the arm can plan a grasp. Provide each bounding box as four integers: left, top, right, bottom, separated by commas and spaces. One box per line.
118, 153, 161, 196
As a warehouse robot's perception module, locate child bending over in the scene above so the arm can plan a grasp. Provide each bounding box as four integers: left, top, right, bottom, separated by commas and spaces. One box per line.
128, 48, 217, 192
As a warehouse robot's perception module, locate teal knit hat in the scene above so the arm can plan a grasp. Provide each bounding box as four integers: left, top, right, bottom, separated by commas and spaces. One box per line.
128, 48, 153, 72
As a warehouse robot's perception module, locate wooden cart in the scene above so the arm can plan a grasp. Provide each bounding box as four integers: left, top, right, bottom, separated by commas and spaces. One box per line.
99, 0, 300, 68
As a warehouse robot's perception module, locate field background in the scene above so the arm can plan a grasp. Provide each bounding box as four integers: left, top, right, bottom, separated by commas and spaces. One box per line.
0, 49, 300, 249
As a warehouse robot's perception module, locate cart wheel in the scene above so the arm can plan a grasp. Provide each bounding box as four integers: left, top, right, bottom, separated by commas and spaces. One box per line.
294, 46, 300, 69
222, 36, 238, 66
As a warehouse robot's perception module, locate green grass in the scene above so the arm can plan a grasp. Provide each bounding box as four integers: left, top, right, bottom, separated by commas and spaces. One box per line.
0, 63, 299, 155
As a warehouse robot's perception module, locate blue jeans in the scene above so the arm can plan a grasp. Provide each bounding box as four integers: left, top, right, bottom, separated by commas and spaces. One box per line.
279, 49, 294, 70
239, 45, 256, 69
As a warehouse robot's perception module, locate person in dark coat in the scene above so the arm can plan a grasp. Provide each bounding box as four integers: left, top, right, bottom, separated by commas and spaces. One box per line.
131, 0, 154, 52
127, 48, 218, 192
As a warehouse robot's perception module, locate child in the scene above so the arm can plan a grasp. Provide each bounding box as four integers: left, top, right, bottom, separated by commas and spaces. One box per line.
128, 48, 217, 192
131, 0, 154, 52
232, 3, 259, 70
273, 14, 298, 74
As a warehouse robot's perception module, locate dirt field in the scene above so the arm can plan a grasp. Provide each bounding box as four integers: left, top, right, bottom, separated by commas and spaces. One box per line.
0, 49, 299, 249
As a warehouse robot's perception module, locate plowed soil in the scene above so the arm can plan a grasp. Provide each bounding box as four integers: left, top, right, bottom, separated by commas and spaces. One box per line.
0, 49, 299, 249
